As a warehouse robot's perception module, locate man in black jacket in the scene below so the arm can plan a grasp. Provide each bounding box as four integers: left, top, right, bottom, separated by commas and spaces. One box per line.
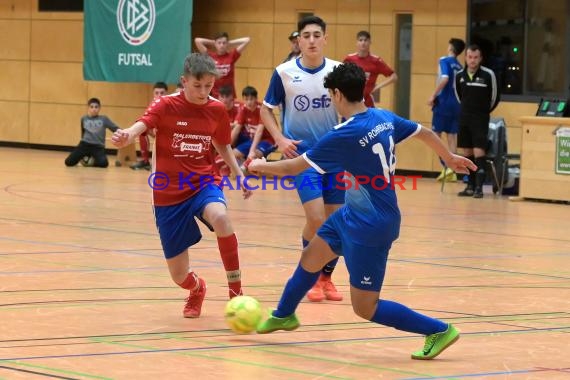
454, 44, 500, 198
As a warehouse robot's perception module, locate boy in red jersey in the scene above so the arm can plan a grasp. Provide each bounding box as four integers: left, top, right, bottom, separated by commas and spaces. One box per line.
343, 31, 397, 107
232, 86, 276, 163
112, 53, 252, 318
215, 85, 242, 176
218, 85, 242, 129
131, 82, 169, 170
195, 32, 250, 98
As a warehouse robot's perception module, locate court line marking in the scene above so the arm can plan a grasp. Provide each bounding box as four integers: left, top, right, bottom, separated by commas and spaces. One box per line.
391, 258, 570, 280
0, 363, 110, 380
1, 365, 79, 379
2, 325, 569, 362
402, 367, 569, 379
2, 313, 569, 350
88, 337, 351, 380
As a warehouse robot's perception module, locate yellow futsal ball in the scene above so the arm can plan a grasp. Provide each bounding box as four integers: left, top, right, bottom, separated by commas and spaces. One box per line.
224, 296, 263, 334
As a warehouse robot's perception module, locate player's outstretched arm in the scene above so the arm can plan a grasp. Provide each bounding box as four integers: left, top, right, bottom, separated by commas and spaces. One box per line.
249, 156, 309, 177
414, 126, 477, 174
111, 121, 147, 148
260, 105, 302, 159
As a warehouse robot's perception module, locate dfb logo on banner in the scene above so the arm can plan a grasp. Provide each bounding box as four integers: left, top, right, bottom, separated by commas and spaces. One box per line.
117, 0, 156, 46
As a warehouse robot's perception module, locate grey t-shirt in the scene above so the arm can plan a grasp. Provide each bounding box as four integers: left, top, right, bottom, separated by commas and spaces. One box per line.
80, 115, 120, 147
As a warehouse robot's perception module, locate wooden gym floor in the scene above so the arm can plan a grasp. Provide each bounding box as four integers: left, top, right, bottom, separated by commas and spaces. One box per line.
0, 147, 568, 379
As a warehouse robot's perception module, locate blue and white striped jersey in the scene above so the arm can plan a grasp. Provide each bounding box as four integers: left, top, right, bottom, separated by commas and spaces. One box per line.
263, 57, 341, 154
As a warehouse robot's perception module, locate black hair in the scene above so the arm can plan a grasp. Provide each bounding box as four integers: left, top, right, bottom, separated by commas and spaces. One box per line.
449, 38, 466, 56
241, 86, 258, 98
298, 15, 326, 33
323, 63, 365, 103
218, 85, 233, 97
356, 30, 371, 40
466, 43, 482, 54
87, 98, 100, 106
153, 82, 168, 91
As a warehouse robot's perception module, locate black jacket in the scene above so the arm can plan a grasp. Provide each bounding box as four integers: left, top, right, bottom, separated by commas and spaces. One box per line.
454, 65, 500, 115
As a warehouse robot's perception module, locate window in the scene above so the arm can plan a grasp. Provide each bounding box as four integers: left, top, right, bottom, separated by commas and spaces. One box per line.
39, 0, 84, 12
470, 0, 569, 99
526, 0, 568, 96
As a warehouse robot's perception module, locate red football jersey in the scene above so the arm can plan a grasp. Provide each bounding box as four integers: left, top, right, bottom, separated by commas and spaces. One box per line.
138, 92, 231, 206
344, 53, 394, 107
235, 103, 274, 143
227, 101, 242, 124
208, 49, 241, 98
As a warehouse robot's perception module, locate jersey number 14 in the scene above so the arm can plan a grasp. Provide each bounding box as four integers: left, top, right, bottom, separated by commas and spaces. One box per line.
371, 136, 396, 182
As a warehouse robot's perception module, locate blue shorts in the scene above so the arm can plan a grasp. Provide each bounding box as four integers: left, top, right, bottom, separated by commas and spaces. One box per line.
317, 210, 392, 292
153, 184, 227, 259
294, 167, 345, 205
235, 140, 276, 157
432, 112, 459, 134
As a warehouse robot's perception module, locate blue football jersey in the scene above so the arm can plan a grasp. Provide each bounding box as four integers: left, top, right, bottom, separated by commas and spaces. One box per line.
303, 108, 421, 246
434, 56, 462, 116
263, 57, 341, 154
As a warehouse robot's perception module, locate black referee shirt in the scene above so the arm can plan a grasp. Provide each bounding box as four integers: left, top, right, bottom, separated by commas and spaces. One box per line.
454, 65, 500, 115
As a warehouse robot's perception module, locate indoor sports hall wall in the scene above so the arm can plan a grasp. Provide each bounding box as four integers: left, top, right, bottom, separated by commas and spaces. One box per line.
0, 0, 154, 149
0, 0, 534, 172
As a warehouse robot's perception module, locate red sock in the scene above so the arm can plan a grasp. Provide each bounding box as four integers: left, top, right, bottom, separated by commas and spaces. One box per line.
217, 234, 242, 297
178, 272, 200, 292
139, 133, 149, 162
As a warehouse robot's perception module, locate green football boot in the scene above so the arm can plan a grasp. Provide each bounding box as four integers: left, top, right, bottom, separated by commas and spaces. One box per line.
411, 324, 460, 360
256, 311, 300, 334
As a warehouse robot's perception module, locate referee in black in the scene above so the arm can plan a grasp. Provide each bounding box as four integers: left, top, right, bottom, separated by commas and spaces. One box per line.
454, 44, 500, 198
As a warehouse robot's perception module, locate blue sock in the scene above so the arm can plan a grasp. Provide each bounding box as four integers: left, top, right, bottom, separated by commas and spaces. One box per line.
371, 299, 448, 335
322, 257, 339, 276
273, 264, 320, 318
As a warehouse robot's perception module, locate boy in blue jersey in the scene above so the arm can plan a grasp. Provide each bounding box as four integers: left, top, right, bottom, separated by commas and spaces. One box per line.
249, 63, 476, 360
428, 38, 465, 182
260, 15, 345, 302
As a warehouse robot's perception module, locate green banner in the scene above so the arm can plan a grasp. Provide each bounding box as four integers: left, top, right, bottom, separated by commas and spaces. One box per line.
556, 127, 570, 174
83, 0, 192, 83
